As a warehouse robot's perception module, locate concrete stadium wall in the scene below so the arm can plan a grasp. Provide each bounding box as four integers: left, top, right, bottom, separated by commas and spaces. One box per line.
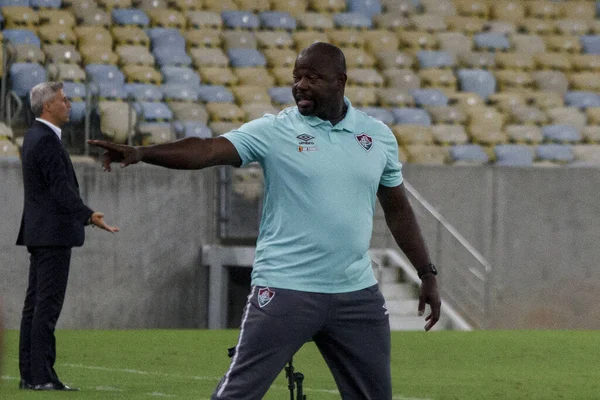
2, 160, 600, 329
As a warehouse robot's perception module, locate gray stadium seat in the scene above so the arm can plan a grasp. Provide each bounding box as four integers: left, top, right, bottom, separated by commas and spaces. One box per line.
134, 101, 173, 121
221, 11, 260, 29
111, 8, 150, 26
173, 121, 212, 139
581, 35, 600, 54
227, 48, 267, 68
268, 86, 294, 105
160, 66, 200, 86
449, 144, 489, 164
494, 144, 534, 166
417, 50, 455, 69
85, 64, 125, 85
564, 92, 600, 109
259, 11, 297, 30
541, 125, 582, 143
124, 83, 163, 101
197, 85, 235, 103
347, 0, 382, 17
161, 83, 199, 102
536, 144, 574, 163
410, 88, 448, 107
10, 63, 47, 97
3, 29, 41, 46
457, 69, 496, 100
332, 12, 372, 29
391, 108, 432, 125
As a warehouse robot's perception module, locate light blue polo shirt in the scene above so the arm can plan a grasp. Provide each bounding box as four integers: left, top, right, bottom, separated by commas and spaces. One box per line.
223, 98, 403, 293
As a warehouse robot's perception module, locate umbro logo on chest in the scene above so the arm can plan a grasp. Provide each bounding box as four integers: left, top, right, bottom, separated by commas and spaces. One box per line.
297, 133, 318, 152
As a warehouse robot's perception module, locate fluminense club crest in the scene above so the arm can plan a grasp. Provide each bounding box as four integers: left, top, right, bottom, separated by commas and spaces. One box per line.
355, 133, 373, 152
257, 287, 275, 308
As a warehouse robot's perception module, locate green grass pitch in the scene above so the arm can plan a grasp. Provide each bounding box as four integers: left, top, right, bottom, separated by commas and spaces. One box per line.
1, 329, 600, 399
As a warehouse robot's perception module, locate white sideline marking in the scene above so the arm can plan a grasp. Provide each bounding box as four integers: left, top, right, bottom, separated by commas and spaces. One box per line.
1, 375, 17, 381
96, 386, 124, 392
147, 392, 176, 397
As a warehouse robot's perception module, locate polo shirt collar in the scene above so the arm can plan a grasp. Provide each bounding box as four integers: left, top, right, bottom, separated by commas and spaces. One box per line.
298, 97, 356, 132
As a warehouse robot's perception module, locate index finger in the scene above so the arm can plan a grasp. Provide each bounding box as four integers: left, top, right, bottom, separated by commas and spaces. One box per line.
88, 139, 122, 152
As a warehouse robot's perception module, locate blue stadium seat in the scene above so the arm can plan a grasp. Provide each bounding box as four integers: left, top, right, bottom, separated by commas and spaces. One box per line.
536, 144, 574, 163
161, 83, 199, 102
494, 144, 534, 166
449, 144, 489, 163
69, 101, 86, 124
259, 11, 296, 30
2, 29, 41, 47
542, 125, 582, 143
197, 85, 235, 103
580, 35, 600, 54
148, 28, 186, 49
112, 9, 149, 27
457, 69, 496, 100
0, 0, 29, 6
134, 102, 173, 121
85, 64, 125, 85
62, 82, 86, 100
227, 48, 267, 68
410, 89, 448, 107
473, 33, 511, 51
97, 83, 127, 100
173, 121, 212, 139
269, 86, 294, 105
347, 0, 382, 17
358, 107, 394, 125
333, 12, 372, 29
564, 91, 600, 109
417, 50, 455, 69
124, 83, 163, 101
391, 108, 432, 125
153, 47, 193, 67
10, 63, 46, 97
29, 0, 60, 8
160, 66, 200, 86
221, 11, 260, 30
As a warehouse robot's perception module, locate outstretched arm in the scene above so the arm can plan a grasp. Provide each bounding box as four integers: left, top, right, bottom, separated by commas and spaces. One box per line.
377, 183, 441, 331
88, 137, 242, 171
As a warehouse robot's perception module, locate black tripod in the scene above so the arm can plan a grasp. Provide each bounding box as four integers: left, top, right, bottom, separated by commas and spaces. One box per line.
227, 347, 307, 399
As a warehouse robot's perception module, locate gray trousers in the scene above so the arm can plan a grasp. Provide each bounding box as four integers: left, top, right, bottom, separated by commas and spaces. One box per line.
212, 285, 391, 400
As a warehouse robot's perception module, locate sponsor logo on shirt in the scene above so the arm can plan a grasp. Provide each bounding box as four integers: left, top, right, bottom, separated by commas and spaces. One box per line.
355, 133, 373, 152
257, 287, 275, 308
297, 133, 318, 152
298, 146, 318, 152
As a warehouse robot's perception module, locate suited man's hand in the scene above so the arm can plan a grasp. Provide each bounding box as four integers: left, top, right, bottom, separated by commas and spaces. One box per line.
87, 140, 141, 172
91, 212, 119, 233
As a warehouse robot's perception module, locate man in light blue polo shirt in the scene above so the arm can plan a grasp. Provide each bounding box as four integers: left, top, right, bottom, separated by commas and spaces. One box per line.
90, 42, 441, 400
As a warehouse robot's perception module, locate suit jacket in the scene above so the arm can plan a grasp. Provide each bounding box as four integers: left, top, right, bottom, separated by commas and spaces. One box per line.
16, 120, 93, 247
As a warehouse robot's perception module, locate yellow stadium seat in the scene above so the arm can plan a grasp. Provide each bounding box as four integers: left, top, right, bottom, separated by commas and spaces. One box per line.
398, 31, 437, 50
38, 25, 77, 45
202, 0, 238, 11
185, 11, 223, 29
235, 0, 270, 12
185, 29, 222, 48
263, 48, 297, 67
586, 107, 600, 125
343, 48, 375, 68
296, 12, 333, 30
116, 45, 155, 66
526, 91, 564, 110
255, 31, 293, 49
1, 6, 39, 29
231, 85, 271, 105
271, 67, 293, 85
198, 67, 238, 86
122, 65, 162, 84
209, 121, 241, 136
570, 55, 600, 72
376, 88, 414, 107
382, 68, 420, 91
98, 0, 133, 9
508, 106, 548, 125
308, 0, 345, 13
146, 9, 185, 29
327, 29, 364, 49
77, 8, 111, 27
405, 144, 448, 165
534, 52, 572, 72
43, 44, 82, 64
362, 30, 398, 54
47, 62, 86, 82
484, 21, 517, 35
446, 16, 487, 35
469, 128, 508, 145
169, 0, 201, 11
346, 68, 384, 87
504, 125, 543, 144
420, 0, 456, 17
134, 0, 168, 9
98, 101, 137, 144
495, 52, 535, 71
222, 31, 257, 49
510, 34, 546, 55
544, 35, 582, 54
436, 32, 471, 56
426, 106, 466, 124
344, 86, 377, 106
112, 26, 150, 47
9, 44, 45, 63
495, 70, 534, 92
569, 72, 600, 91
72, 0, 98, 18
189, 47, 229, 67
572, 144, 600, 164
206, 103, 245, 122
381, 0, 416, 15
468, 106, 504, 131
490, 1, 525, 22
545, 107, 587, 130
392, 126, 434, 145
233, 67, 275, 86
456, 0, 489, 18
410, 14, 447, 33
75, 26, 113, 49
169, 102, 209, 123
518, 18, 554, 35
448, 92, 484, 109
242, 103, 279, 120
375, 51, 415, 70
0, 139, 20, 158
554, 19, 589, 36
531, 71, 568, 94
81, 45, 119, 64
37, 9, 75, 27
138, 124, 175, 146
372, 12, 410, 31
459, 52, 496, 69
563, 1, 596, 21
431, 124, 469, 145
488, 93, 526, 112
270, 0, 308, 16
419, 69, 456, 94
582, 127, 600, 144
292, 31, 329, 50
526, 0, 563, 20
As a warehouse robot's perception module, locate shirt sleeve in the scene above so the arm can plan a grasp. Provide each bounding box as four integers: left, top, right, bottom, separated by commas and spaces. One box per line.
222, 115, 274, 166
379, 126, 404, 187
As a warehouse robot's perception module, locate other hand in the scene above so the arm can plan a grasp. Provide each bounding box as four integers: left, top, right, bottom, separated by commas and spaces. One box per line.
87, 140, 141, 172
91, 212, 119, 233
418, 274, 441, 331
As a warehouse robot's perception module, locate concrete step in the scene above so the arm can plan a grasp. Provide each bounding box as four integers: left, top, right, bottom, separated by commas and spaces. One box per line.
385, 299, 420, 316
380, 282, 418, 300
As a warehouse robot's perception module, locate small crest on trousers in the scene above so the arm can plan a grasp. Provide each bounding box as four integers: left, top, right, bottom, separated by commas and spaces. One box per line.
257, 287, 275, 308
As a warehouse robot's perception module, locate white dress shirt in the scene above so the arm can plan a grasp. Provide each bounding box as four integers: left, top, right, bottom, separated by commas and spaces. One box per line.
36, 118, 62, 140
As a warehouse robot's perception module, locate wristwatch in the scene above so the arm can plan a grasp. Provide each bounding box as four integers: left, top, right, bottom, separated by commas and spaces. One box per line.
417, 263, 438, 279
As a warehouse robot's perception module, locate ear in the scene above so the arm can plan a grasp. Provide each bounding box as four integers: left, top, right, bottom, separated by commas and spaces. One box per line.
339, 72, 347, 88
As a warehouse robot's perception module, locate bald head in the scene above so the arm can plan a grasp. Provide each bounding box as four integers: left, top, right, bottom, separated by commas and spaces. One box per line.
297, 42, 346, 75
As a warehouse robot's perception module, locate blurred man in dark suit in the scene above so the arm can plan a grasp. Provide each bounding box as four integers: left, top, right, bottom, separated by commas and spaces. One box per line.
16, 81, 119, 391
